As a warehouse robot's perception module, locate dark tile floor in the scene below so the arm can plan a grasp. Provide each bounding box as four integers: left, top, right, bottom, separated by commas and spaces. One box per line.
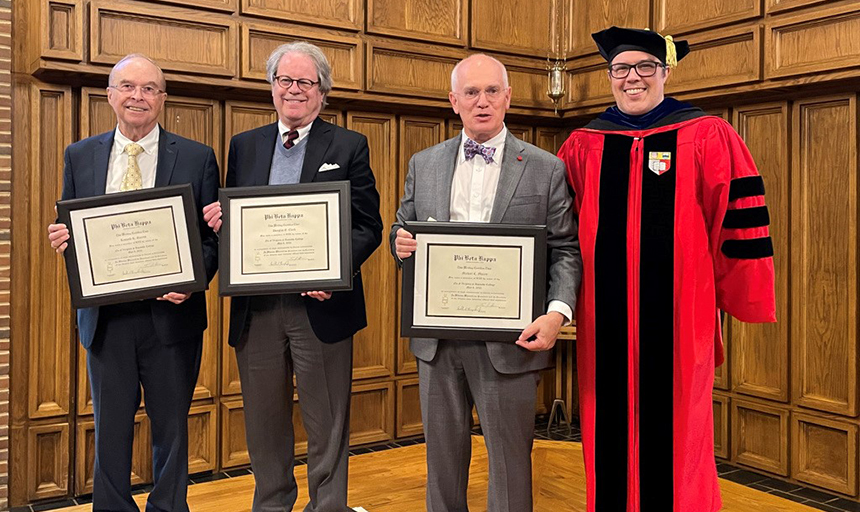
13, 416, 860, 512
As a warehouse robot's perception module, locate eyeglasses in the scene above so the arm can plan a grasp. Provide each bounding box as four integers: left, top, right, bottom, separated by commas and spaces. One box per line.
608, 60, 666, 79
458, 86, 504, 102
273, 75, 319, 91
108, 84, 164, 98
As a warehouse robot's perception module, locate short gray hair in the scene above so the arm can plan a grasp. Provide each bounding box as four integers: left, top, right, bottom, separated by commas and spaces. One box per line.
109, 53, 167, 91
450, 54, 509, 91
266, 41, 333, 101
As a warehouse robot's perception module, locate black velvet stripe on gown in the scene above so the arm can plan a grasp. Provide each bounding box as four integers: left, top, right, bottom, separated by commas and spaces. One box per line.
638, 130, 678, 511
593, 134, 632, 511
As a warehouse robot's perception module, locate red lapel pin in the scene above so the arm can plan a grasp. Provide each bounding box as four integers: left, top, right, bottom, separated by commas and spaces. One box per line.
517, 156, 523, 161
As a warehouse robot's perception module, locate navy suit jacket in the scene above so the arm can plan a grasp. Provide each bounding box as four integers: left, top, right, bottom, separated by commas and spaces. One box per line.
225, 118, 383, 345
61, 127, 220, 349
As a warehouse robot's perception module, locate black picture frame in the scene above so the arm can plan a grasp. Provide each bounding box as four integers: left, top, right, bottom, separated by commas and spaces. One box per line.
218, 181, 353, 296
56, 183, 207, 309
400, 221, 547, 342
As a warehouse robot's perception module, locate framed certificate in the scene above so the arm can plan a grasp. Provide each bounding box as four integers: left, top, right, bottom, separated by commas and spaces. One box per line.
218, 182, 353, 296
400, 221, 547, 341
57, 184, 208, 309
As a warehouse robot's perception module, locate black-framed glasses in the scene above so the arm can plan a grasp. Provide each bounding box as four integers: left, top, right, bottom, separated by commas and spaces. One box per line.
272, 75, 319, 91
608, 60, 665, 79
108, 83, 164, 98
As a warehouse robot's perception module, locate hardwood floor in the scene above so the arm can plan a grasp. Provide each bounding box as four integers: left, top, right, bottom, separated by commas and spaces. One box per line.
58, 439, 821, 511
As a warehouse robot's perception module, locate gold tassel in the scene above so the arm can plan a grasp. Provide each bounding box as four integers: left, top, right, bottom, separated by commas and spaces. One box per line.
665, 35, 678, 68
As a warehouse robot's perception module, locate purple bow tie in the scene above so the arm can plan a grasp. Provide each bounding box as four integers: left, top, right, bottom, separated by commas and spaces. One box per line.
464, 138, 496, 164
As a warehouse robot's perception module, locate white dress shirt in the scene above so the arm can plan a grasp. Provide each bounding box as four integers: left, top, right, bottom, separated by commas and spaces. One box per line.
106, 125, 159, 194
449, 126, 572, 324
278, 119, 313, 146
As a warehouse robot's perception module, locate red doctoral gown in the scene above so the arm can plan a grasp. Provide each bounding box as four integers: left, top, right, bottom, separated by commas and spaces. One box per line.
558, 112, 776, 512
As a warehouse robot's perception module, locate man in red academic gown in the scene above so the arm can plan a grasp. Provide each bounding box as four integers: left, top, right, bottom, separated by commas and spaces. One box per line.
557, 27, 776, 512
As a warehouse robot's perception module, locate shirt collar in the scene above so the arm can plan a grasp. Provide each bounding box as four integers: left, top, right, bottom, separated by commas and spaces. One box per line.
113, 124, 160, 155
278, 119, 313, 145
459, 125, 507, 164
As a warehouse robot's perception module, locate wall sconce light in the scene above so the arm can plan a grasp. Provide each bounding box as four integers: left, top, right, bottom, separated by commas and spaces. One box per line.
547, 60, 566, 114
546, 0, 566, 115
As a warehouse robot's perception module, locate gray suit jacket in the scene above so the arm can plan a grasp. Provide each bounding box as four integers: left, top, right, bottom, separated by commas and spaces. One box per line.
390, 132, 582, 374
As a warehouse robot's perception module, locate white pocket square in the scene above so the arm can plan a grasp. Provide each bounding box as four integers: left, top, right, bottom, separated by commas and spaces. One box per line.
318, 163, 340, 172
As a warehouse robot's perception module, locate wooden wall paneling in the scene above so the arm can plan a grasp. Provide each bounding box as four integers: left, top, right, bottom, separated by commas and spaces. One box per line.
506, 124, 534, 144
76, 343, 93, 415
90, 0, 238, 77
765, 3, 860, 79
350, 381, 395, 446
158, 96, 224, 400
535, 126, 572, 154
187, 403, 218, 474
568, 0, 649, 57
367, 0, 467, 46
26, 422, 69, 501
145, 0, 239, 13
654, 0, 760, 36
791, 95, 857, 416
536, 367, 556, 415
396, 377, 423, 437
76, 414, 152, 495
666, 25, 761, 95
319, 109, 344, 127
730, 102, 789, 402
80, 88, 114, 138
219, 399, 249, 468
766, 0, 834, 15
791, 412, 858, 496
241, 22, 362, 90
714, 315, 730, 390
731, 398, 789, 475
367, 39, 464, 100
293, 393, 309, 457
223, 100, 278, 174
219, 101, 276, 397
470, 0, 554, 57
447, 119, 462, 139
706, 108, 730, 120
220, 303, 242, 396
240, 0, 361, 32
28, 84, 73, 421
713, 392, 730, 459
506, 64, 556, 109
346, 112, 397, 380
565, 55, 614, 109
40, 0, 83, 62
396, 116, 445, 375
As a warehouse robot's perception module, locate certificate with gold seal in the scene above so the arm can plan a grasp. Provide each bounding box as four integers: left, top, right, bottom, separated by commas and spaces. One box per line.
400, 221, 547, 341
57, 184, 207, 308
218, 182, 353, 296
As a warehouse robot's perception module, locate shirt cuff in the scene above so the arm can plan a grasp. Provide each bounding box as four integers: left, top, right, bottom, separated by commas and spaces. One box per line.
547, 300, 573, 326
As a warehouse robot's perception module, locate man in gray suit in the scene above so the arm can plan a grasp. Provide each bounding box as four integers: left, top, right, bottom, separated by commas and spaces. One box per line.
390, 54, 582, 512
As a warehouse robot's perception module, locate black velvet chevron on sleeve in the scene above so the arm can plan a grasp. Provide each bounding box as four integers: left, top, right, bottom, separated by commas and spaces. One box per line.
723, 206, 770, 229
721, 237, 774, 259
728, 176, 765, 201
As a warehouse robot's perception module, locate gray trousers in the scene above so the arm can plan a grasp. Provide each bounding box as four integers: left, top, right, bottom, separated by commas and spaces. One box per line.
418, 340, 539, 512
236, 294, 353, 512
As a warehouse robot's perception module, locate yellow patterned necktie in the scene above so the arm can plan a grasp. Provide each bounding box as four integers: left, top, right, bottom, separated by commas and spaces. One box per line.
120, 142, 144, 191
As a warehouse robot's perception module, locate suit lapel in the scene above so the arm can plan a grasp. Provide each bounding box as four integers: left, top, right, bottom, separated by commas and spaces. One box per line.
436, 136, 460, 222
92, 131, 114, 196
300, 118, 333, 183
154, 127, 177, 187
490, 132, 527, 223
254, 123, 279, 186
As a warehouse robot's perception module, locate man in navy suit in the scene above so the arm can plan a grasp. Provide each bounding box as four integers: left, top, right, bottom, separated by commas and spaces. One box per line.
47, 54, 219, 512
203, 41, 382, 512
